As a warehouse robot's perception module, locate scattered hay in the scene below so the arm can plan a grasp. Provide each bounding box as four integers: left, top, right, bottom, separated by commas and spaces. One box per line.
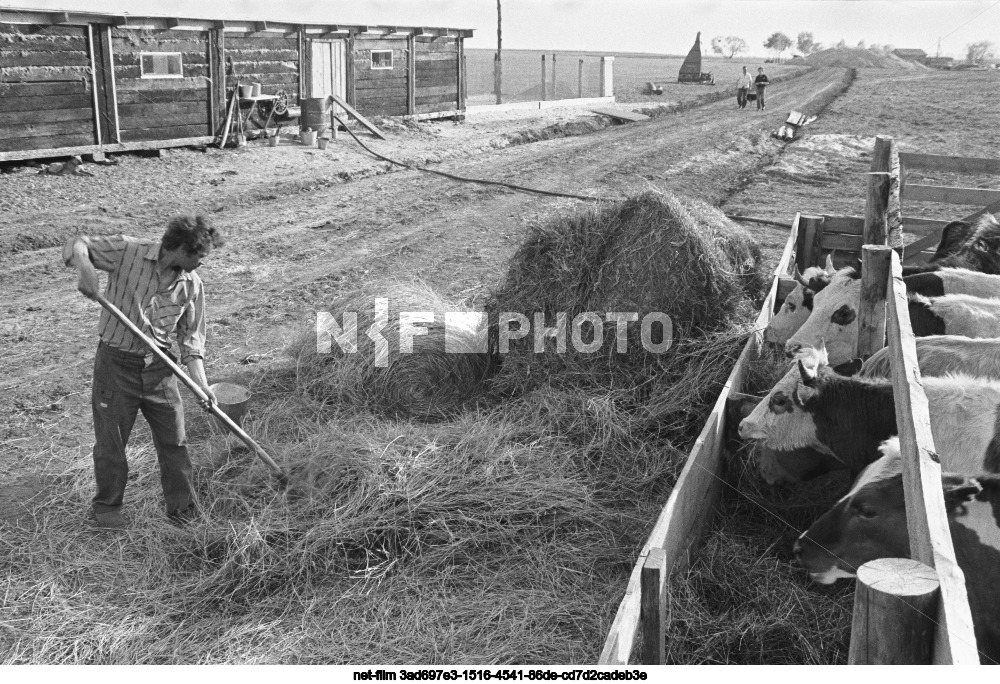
288, 282, 493, 420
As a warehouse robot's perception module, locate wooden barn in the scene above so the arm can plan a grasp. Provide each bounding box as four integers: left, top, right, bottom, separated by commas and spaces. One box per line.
0, 7, 473, 161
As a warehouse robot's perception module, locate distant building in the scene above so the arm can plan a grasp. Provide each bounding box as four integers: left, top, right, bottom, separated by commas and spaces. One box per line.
893, 48, 928, 61
922, 56, 955, 69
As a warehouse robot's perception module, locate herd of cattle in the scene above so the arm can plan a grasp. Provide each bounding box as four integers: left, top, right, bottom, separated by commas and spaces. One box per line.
737, 213, 1000, 664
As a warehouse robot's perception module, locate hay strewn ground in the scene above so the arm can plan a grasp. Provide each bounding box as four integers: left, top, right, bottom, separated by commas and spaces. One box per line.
1, 190, 774, 664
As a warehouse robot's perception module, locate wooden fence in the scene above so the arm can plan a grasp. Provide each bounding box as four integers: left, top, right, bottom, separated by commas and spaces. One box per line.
598, 136, 999, 664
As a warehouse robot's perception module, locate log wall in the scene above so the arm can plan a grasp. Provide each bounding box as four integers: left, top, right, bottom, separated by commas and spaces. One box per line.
0, 24, 96, 152
353, 36, 409, 116
111, 27, 211, 142
223, 32, 300, 98
414, 36, 460, 114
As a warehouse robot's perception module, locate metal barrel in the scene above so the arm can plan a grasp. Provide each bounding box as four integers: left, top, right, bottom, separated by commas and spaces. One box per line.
300, 97, 330, 135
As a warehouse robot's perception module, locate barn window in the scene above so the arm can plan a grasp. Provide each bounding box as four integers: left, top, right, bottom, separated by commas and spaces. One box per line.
139, 52, 183, 79
370, 50, 393, 70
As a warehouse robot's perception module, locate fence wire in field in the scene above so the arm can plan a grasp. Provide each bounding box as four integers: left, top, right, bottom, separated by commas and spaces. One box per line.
465, 49, 618, 104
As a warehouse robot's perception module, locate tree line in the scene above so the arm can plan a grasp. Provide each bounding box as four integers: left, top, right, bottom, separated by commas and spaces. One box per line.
710, 31, 996, 64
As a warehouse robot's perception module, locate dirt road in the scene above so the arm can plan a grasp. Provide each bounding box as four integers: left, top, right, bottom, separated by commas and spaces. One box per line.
0, 66, 850, 511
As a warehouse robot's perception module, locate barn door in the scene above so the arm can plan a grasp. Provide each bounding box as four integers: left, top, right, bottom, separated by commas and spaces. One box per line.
311, 39, 347, 116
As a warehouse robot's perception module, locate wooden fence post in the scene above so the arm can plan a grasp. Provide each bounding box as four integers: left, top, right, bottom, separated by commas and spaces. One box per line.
887, 139, 903, 252
578, 59, 584, 98
795, 214, 825, 272
848, 558, 939, 664
865, 136, 893, 245
552, 53, 557, 100
640, 548, 667, 664
600, 56, 614, 97
857, 245, 891, 358
541, 54, 547, 100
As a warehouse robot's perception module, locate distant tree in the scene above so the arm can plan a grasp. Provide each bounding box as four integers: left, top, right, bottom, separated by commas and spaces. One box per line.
967, 40, 996, 64
836, 39, 847, 49
711, 35, 748, 58
764, 32, 793, 61
857, 39, 866, 49
869, 43, 882, 53
883, 44, 895, 55
796, 31, 817, 55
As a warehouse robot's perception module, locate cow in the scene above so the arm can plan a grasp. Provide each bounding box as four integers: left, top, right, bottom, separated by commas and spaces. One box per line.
764, 256, 836, 345
903, 213, 1000, 276
766, 214, 1000, 346
785, 267, 1000, 364
860, 336, 1000, 381
738, 343, 1000, 483
794, 438, 1000, 664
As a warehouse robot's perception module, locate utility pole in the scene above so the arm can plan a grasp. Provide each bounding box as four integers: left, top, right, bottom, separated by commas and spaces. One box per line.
936, 37, 941, 58
494, 0, 502, 104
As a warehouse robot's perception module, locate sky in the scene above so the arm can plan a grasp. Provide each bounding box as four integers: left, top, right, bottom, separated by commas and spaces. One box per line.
0, 0, 997, 58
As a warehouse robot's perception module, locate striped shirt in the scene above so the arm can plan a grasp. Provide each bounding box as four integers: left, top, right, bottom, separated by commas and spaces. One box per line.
85, 235, 206, 363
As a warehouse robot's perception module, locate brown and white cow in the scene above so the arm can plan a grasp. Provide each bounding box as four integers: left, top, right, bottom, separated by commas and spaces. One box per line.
764, 256, 836, 345
738, 343, 1000, 483
795, 438, 1000, 664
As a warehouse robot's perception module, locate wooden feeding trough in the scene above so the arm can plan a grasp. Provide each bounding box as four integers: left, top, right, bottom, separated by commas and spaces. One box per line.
599, 137, 1000, 665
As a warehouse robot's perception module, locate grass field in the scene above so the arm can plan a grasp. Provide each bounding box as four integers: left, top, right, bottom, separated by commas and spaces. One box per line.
466, 49, 804, 103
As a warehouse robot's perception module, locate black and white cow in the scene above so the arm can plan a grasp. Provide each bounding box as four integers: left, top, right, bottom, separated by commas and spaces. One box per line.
795, 438, 1000, 664
903, 214, 1000, 276
738, 344, 1000, 483
785, 267, 1000, 364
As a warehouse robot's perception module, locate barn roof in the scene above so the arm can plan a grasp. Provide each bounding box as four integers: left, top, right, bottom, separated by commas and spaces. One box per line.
0, 7, 474, 38
892, 48, 928, 59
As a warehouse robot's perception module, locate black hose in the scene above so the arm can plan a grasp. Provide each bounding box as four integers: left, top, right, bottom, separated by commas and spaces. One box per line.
332, 115, 615, 202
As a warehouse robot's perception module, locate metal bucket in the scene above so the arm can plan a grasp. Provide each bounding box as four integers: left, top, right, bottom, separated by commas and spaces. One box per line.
300, 97, 330, 136
209, 382, 251, 431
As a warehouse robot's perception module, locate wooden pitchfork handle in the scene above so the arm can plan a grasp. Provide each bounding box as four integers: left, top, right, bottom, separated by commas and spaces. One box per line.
95, 294, 289, 484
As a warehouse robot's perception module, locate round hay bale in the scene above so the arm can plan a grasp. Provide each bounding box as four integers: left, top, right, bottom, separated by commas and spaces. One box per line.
290, 283, 493, 419
485, 191, 766, 393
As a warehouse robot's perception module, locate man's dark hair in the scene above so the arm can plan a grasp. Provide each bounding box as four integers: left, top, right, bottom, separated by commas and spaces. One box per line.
161, 214, 226, 255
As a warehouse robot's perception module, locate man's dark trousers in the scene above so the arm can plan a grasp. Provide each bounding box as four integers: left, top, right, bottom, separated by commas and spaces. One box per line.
91, 341, 194, 515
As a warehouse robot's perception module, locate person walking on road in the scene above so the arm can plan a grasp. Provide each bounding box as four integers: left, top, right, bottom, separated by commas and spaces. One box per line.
754, 67, 770, 110
736, 66, 753, 109
63, 214, 225, 530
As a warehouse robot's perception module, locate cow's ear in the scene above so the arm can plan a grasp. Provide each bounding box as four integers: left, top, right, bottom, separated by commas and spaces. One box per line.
943, 475, 982, 511
798, 359, 818, 386
833, 358, 863, 376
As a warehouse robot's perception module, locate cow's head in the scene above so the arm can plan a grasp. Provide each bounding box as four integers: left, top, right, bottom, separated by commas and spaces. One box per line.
739, 343, 878, 482
785, 267, 862, 365
740, 345, 845, 482
795, 437, 986, 583
764, 256, 836, 345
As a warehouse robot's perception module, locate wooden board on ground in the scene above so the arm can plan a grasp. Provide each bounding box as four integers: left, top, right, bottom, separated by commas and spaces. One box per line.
589, 107, 650, 123
329, 93, 386, 140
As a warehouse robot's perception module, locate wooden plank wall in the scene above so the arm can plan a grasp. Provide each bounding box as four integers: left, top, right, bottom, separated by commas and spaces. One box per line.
0, 24, 97, 152
414, 36, 459, 114
223, 32, 299, 95
353, 36, 409, 116
112, 27, 211, 142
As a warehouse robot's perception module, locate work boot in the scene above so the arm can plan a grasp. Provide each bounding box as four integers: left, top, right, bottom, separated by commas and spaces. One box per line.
168, 505, 199, 527
92, 509, 127, 530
